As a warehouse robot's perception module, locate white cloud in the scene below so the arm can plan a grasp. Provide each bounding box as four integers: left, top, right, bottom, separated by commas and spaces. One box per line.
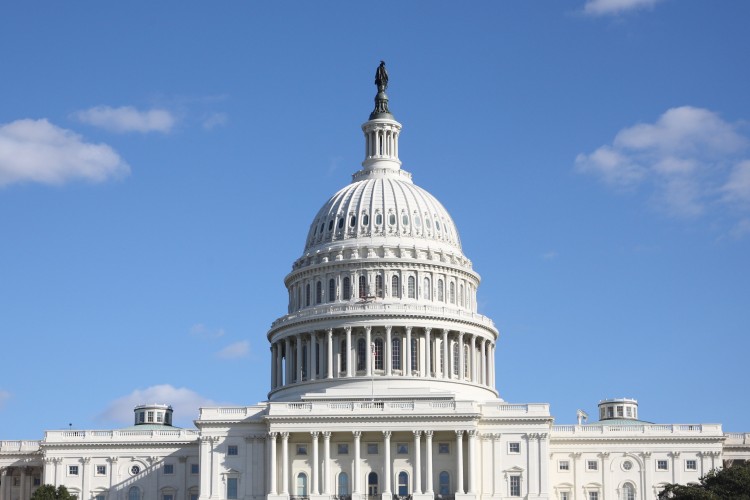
74, 106, 176, 133
541, 251, 558, 260
189, 323, 225, 339
202, 112, 228, 130
575, 106, 750, 219
0, 119, 130, 187
0, 390, 11, 410
583, 0, 663, 16
98, 384, 215, 426
216, 340, 250, 359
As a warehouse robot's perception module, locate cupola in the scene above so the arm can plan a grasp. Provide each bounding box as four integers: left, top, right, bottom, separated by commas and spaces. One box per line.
133, 403, 174, 426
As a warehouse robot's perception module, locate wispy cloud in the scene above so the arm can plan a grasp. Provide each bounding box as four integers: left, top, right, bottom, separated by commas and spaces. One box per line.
202, 112, 228, 130
216, 340, 250, 359
189, 323, 225, 340
541, 251, 558, 260
0, 390, 11, 410
0, 119, 129, 187
575, 106, 750, 224
98, 384, 215, 426
583, 0, 664, 16
74, 106, 176, 133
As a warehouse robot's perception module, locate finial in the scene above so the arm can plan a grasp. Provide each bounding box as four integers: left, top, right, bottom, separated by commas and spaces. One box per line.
370, 61, 393, 119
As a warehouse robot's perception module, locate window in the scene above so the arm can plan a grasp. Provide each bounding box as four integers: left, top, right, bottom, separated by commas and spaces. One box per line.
589, 493, 599, 500
657, 460, 669, 471
411, 337, 418, 372
438, 472, 450, 496
297, 445, 308, 455
508, 442, 520, 454
623, 461, 633, 471
438, 443, 450, 454
607, 407, 614, 418
337, 443, 349, 455
357, 339, 366, 371
509, 476, 521, 497
343, 277, 351, 300
337, 218, 344, 229
459, 284, 464, 306
306, 284, 311, 306
34, 477, 41, 486
95, 495, 105, 500
316, 281, 322, 304
391, 275, 400, 297
423, 277, 431, 300
13, 477, 20, 487
408, 276, 416, 298
328, 220, 334, 231
338, 472, 349, 495
392, 337, 401, 370
148, 411, 154, 423
227, 478, 239, 500
686, 459, 697, 471
375, 275, 384, 298
163, 495, 173, 500
227, 445, 238, 456
156, 412, 163, 423
623, 484, 635, 500
374, 338, 384, 370
415, 215, 422, 228
191, 464, 199, 475
587, 460, 598, 471
437, 279, 444, 302
362, 214, 369, 226
69, 465, 79, 476
402, 213, 409, 225
626, 407, 633, 417
350, 215, 356, 227
368, 472, 379, 496
449, 282, 455, 303
367, 443, 378, 454
452, 343, 459, 376
617, 405, 624, 417
128, 488, 140, 500
397, 443, 408, 454
340, 340, 347, 372
389, 213, 396, 226
359, 275, 367, 298
397, 471, 409, 496
163, 464, 174, 475
139, 411, 145, 423
296, 473, 308, 496
96, 465, 107, 476
328, 279, 336, 302
558, 460, 569, 471
560, 493, 569, 500
464, 345, 470, 378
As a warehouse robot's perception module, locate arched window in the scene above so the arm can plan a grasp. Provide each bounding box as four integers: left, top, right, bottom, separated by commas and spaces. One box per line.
359, 275, 367, 298
374, 338, 384, 370
357, 339, 366, 371
343, 277, 351, 300
338, 473, 349, 496
411, 337, 418, 373
459, 284, 464, 307
397, 472, 409, 496
392, 337, 401, 370
316, 281, 322, 304
438, 279, 444, 302
305, 284, 311, 307
464, 345, 470, 378
423, 277, 431, 300
328, 279, 336, 302
296, 473, 308, 496
375, 275, 384, 298
452, 342, 459, 376
391, 276, 400, 297
128, 487, 141, 500
408, 276, 416, 299
439, 343, 445, 374
449, 282, 455, 304
340, 340, 347, 372
622, 483, 635, 500
296, 287, 301, 310
302, 343, 308, 379
368, 472, 379, 496
438, 472, 450, 496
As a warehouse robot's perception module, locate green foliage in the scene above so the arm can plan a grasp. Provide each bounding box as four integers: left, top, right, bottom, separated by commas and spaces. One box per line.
31, 485, 76, 500
657, 462, 750, 500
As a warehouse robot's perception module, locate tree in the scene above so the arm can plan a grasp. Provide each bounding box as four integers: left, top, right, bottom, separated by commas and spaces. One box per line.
658, 462, 750, 499
31, 485, 76, 500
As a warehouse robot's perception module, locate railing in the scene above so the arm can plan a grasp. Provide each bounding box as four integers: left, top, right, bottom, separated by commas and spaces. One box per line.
551, 424, 722, 435
44, 429, 200, 442
725, 433, 750, 444
0, 440, 40, 452
265, 399, 483, 417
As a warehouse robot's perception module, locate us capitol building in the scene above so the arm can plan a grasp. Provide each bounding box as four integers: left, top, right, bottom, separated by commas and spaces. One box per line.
1, 64, 748, 500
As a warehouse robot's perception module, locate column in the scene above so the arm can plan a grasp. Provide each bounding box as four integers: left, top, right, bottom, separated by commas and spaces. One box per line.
284, 337, 292, 385
311, 432, 319, 495
458, 332, 465, 380
1, 469, 7, 500
442, 330, 449, 379
296, 336, 303, 382
199, 437, 213, 500
268, 433, 278, 495
425, 432, 433, 494
80, 459, 89, 500
323, 432, 331, 495
309, 333, 316, 381
413, 432, 422, 495
539, 434, 549, 498
424, 328, 431, 378
385, 326, 393, 376
353, 432, 362, 495
346, 327, 353, 377
326, 329, 334, 378
405, 327, 412, 376
281, 432, 289, 495
455, 431, 464, 494
470, 336, 477, 383
365, 326, 372, 376
467, 431, 477, 494
277, 342, 284, 387
383, 431, 392, 495
107, 458, 117, 494
527, 435, 539, 497
244, 438, 254, 499
271, 344, 277, 389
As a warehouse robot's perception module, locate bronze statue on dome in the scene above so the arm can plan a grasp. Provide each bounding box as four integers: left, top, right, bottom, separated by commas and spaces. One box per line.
375, 60, 388, 91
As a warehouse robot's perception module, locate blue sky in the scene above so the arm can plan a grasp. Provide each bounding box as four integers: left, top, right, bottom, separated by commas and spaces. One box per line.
1, 0, 749, 438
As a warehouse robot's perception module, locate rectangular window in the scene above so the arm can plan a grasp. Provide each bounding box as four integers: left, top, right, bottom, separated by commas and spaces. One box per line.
560, 493, 569, 500
68, 465, 79, 476
227, 478, 238, 500
558, 460, 570, 471
147, 411, 154, 423
34, 477, 41, 487
686, 460, 697, 471
190, 494, 199, 500
367, 443, 378, 454
508, 442, 521, 454
587, 460, 598, 471
657, 460, 669, 471
438, 443, 450, 454
626, 407, 632, 417
95, 495, 105, 500
96, 465, 107, 476
228, 445, 239, 456
163, 464, 174, 475
139, 412, 145, 423
163, 495, 173, 500
397, 443, 408, 454
509, 476, 520, 497
617, 406, 624, 417
589, 493, 599, 500
338, 443, 349, 455
297, 445, 307, 456
157, 413, 163, 423
13, 477, 20, 486
191, 464, 200, 475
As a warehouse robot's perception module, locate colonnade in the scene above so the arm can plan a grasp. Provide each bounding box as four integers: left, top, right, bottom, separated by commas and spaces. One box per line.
0, 466, 42, 500
270, 327, 495, 391
364, 124, 399, 161
266, 430, 479, 497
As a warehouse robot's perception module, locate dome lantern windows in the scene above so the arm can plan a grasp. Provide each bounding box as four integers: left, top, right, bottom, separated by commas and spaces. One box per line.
316, 281, 323, 304
328, 279, 336, 302
305, 284, 311, 307
358, 275, 367, 298
375, 275, 384, 298
407, 276, 416, 299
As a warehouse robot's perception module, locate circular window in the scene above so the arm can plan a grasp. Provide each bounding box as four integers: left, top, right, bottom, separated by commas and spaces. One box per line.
622, 460, 633, 471
130, 465, 141, 475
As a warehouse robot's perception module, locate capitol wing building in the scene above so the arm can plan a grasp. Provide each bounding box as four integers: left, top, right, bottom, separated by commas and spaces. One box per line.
1, 66, 749, 500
